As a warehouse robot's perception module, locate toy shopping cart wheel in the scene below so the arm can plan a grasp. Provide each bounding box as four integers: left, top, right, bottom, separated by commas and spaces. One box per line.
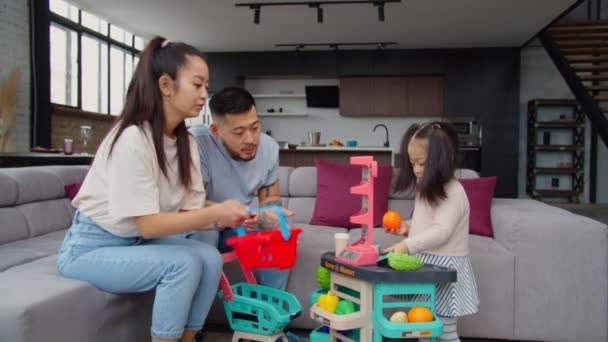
226, 206, 302, 271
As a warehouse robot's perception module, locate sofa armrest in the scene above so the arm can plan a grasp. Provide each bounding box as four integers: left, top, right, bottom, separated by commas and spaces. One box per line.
490, 198, 608, 342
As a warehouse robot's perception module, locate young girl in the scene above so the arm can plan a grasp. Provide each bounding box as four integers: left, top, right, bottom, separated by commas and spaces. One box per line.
384, 121, 479, 342
57, 37, 249, 342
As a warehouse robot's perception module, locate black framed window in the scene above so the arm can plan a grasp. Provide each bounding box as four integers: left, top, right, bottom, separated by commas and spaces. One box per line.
49, 0, 143, 115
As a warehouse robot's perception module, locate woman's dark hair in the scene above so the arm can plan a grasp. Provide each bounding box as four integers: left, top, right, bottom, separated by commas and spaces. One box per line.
393, 121, 460, 206
209, 87, 256, 120
108, 36, 207, 189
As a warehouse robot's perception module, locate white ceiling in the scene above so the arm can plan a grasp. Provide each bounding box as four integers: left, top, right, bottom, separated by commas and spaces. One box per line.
68, 0, 578, 52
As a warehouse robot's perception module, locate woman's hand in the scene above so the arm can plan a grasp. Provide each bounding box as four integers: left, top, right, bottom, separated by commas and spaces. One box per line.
215, 199, 249, 229
383, 241, 409, 254
242, 214, 259, 231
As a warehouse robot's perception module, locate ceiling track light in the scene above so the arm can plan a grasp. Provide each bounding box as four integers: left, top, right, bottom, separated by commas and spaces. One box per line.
236, 1, 401, 24
252, 5, 261, 24
275, 42, 397, 51
308, 4, 323, 23
375, 3, 385, 21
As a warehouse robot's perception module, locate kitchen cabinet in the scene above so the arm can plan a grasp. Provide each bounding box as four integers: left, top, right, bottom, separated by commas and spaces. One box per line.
279, 148, 392, 167
339, 75, 445, 117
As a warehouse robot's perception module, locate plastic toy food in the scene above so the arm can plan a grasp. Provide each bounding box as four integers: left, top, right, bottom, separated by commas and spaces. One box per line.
387, 253, 424, 271
407, 307, 434, 323
389, 311, 408, 323
334, 299, 357, 315
382, 210, 401, 232
317, 291, 339, 313
316, 266, 331, 290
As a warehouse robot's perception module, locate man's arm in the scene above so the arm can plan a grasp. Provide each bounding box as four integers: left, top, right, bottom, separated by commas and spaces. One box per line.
258, 180, 281, 206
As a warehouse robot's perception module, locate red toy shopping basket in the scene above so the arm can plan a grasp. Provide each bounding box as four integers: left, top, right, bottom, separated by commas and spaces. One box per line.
226, 206, 302, 271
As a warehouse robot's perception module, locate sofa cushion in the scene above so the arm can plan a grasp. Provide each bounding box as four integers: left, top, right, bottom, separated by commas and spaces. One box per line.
0, 168, 65, 205
278, 167, 293, 197
288, 198, 317, 224
460, 176, 497, 237
43, 165, 89, 187
459, 235, 515, 339
0, 265, 153, 342
289, 167, 317, 197
0, 230, 67, 272
18, 198, 74, 237
310, 160, 392, 228
0, 208, 29, 245
0, 173, 18, 207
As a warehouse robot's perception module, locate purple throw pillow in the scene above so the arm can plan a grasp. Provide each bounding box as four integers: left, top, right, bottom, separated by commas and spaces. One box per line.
64, 182, 82, 200
459, 177, 497, 237
310, 159, 393, 228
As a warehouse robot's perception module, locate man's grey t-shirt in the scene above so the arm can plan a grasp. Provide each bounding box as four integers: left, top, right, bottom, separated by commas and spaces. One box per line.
189, 125, 279, 205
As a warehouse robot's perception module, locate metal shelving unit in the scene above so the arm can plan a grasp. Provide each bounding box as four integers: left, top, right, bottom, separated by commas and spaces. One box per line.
527, 99, 585, 203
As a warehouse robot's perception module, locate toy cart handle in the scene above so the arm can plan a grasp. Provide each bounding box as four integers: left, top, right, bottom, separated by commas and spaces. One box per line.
236, 205, 291, 240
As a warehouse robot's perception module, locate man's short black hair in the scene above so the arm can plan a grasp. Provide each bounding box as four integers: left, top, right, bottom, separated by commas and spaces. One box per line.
209, 87, 256, 120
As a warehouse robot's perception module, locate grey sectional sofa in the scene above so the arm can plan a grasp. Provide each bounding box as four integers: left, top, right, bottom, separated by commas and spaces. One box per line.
0, 165, 606, 342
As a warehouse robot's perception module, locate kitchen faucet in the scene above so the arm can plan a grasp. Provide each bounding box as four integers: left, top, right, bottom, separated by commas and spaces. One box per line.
373, 124, 389, 147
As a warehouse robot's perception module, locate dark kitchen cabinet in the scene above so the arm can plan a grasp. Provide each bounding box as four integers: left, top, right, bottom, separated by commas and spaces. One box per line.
339, 75, 445, 117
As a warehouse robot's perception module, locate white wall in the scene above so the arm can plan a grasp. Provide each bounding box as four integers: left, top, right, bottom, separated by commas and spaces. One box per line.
244, 78, 440, 155
520, 41, 607, 203
0, 0, 30, 152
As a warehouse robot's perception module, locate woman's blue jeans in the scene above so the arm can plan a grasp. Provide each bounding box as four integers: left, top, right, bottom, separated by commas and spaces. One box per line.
57, 210, 223, 340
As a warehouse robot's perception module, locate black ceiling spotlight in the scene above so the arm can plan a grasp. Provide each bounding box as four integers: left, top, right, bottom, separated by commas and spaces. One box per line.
251, 5, 261, 24
375, 2, 385, 21
235, 1, 401, 24
308, 3, 323, 23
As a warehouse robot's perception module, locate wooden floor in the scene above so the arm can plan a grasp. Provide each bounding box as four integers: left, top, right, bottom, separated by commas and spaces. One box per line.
203, 325, 523, 342
553, 203, 608, 225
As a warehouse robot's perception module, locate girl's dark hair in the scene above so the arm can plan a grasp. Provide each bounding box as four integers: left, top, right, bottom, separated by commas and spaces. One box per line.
209, 87, 256, 120
108, 36, 207, 189
393, 121, 460, 206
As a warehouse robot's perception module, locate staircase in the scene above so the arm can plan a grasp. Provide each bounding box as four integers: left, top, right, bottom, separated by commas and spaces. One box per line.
540, 20, 608, 147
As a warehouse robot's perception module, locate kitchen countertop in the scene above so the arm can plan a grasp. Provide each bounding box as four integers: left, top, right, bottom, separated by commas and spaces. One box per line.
280, 146, 393, 152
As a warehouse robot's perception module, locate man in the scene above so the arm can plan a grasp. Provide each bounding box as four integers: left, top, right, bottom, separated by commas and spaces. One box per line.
189, 87, 303, 342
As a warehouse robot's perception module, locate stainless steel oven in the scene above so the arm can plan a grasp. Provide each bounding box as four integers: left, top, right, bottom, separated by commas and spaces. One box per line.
444, 117, 481, 147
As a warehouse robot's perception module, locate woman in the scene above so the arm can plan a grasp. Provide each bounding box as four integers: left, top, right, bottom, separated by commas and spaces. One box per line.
57, 36, 248, 342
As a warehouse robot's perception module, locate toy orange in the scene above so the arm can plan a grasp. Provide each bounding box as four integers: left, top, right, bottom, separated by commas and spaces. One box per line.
382, 211, 401, 232
407, 307, 434, 323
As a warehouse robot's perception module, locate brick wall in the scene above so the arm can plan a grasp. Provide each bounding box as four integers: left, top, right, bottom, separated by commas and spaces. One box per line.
51, 106, 115, 154
0, 0, 31, 152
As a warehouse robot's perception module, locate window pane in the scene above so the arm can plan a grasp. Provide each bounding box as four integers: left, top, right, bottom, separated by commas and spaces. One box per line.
134, 36, 144, 50
49, 0, 78, 22
110, 47, 127, 115
50, 24, 78, 106
81, 11, 108, 35
82, 35, 108, 113
110, 25, 133, 45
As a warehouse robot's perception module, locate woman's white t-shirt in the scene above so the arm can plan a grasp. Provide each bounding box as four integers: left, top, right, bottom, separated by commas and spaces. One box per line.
73, 122, 206, 237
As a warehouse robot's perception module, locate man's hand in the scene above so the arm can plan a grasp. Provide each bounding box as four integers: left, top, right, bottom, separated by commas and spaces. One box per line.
383, 241, 409, 254
259, 207, 294, 230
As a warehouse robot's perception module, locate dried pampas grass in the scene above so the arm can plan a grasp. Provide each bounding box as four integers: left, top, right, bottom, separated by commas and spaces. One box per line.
0, 68, 20, 152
